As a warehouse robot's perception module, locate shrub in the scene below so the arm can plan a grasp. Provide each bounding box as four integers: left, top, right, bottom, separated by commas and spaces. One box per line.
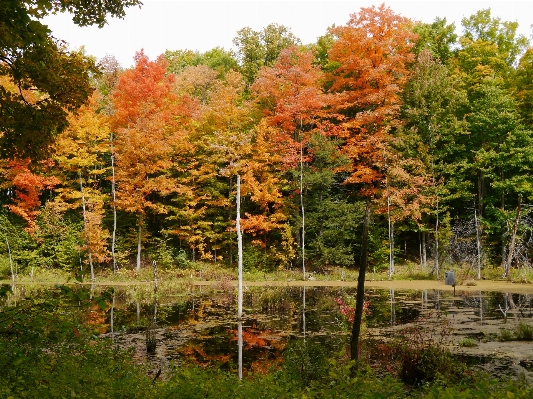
399, 345, 461, 385
498, 328, 514, 342
394, 311, 467, 386
516, 322, 533, 341
459, 337, 478, 347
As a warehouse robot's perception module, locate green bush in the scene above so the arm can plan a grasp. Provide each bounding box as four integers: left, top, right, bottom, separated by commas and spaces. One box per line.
0, 254, 12, 278
498, 328, 514, 342
242, 243, 273, 272
516, 322, 533, 341
399, 345, 463, 385
148, 235, 179, 269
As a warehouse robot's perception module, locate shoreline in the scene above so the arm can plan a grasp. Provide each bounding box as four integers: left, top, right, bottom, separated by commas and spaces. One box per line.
2, 278, 533, 294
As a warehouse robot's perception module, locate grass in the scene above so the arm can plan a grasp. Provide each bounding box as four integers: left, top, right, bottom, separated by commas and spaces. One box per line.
5, 259, 533, 293
459, 337, 478, 347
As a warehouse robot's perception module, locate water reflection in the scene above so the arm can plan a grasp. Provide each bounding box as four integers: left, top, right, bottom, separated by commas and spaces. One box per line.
238, 321, 242, 380
100, 286, 533, 377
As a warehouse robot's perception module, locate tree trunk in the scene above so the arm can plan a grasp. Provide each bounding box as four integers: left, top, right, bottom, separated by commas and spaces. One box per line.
79, 171, 94, 281
474, 205, 482, 279
300, 141, 306, 280
434, 202, 440, 279
388, 221, 394, 280
228, 176, 233, 265
110, 134, 118, 272
350, 199, 371, 366
504, 197, 521, 278
237, 175, 243, 320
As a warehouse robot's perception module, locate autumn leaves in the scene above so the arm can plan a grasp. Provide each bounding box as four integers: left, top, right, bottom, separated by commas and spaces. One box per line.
1, 4, 531, 274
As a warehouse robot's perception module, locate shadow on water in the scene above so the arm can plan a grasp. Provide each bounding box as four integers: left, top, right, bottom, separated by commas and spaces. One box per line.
99, 285, 533, 379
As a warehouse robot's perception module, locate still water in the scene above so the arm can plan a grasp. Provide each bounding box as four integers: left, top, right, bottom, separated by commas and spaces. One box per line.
102, 285, 533, 377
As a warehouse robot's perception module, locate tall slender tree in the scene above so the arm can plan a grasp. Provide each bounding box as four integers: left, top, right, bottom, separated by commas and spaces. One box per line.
327, 4, 416, 363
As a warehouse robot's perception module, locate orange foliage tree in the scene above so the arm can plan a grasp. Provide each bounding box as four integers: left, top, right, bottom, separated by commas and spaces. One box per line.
111, 50, 193, 270
52, 92, 112, 267
0, 158, 60, 234
251, 46, 332, 269
327, 4, 417, 362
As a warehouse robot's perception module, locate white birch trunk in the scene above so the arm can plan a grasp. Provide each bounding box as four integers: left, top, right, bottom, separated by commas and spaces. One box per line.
300, 142, 305, 280
110, 134, 118, 272
237, 175, 243, 320
474, 206, 482, 279
386, 173, 393, 279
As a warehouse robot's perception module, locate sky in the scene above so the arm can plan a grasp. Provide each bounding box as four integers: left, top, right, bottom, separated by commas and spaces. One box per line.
42, 1, 533, 68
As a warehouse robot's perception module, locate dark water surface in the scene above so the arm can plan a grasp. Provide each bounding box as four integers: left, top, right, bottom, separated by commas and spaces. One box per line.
101, 285, 533, 376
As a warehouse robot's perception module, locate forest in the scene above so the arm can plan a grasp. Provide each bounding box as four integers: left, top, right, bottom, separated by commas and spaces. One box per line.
2, 1, 533, 281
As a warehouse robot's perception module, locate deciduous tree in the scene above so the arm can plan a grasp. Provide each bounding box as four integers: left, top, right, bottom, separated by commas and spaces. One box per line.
0, 0, 140, 158
111, 51, 191, 270
327, 4, 416, 363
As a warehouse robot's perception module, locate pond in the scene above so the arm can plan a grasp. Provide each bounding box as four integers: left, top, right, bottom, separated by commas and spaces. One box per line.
97, 283, 533, 381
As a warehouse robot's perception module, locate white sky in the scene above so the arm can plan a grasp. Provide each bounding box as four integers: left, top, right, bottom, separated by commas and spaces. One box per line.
42, 1, 533, 68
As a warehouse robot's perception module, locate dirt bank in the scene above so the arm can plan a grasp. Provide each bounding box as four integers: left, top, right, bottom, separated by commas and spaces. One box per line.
192, 279, 533, 294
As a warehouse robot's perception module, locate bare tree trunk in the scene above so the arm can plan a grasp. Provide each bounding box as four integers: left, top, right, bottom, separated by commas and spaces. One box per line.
389, 222, 395, 280
387, 184, 393, 279
300, 141, 306, 280
152, 260, 158, 293
434, 199, 440, 279
421, 230, 427, 269
237, 175, 243, 320
385, 160, 394, 279
474, 205, 482, 279
79, 171, 94, 281
110, 134, 118, 272
228, 176, 233, 265
350, 200, 371, 366
504, 197, 522, 278
430, 124, 439, 279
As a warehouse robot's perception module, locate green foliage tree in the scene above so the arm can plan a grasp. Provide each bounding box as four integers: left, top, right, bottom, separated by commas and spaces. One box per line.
514, 48, 533, 126
165, 47, 238, 77
0, 0, 141, 158
412, 17, 458, 64
461, 9, 528, 69
233, 24, 301, 85
399, 49, 468, 269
